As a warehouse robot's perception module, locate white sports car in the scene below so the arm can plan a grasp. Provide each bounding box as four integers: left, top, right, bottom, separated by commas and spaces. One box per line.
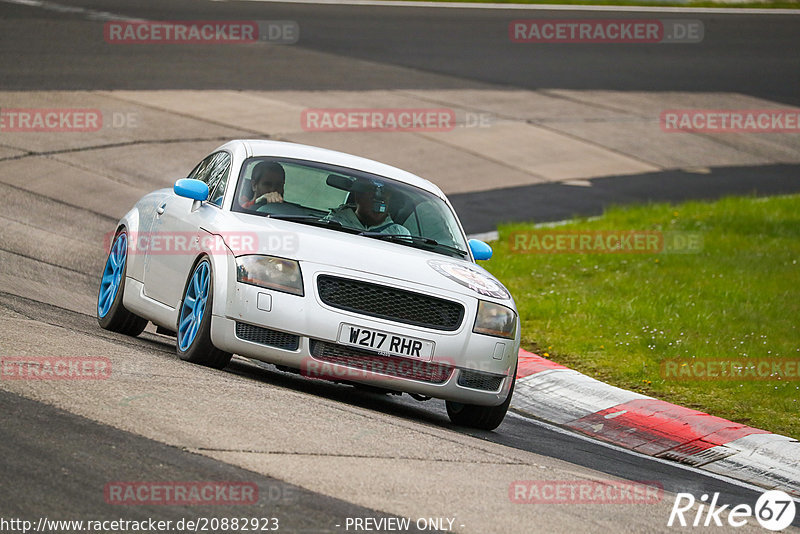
97, 140, 520, 430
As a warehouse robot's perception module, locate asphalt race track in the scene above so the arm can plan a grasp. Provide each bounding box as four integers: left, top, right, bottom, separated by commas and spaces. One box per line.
2, 0, 799, 101
1, 0, 799, 532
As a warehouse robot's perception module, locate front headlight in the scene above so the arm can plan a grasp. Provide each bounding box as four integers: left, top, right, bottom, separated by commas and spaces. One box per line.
428, 259, 510, 299
473, 301, 517, 339
236, 255, 303, 296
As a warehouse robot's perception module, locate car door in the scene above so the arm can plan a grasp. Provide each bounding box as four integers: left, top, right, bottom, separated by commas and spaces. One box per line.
143, 151, 232, 310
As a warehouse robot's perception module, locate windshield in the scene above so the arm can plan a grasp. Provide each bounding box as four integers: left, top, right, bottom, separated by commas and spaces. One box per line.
231, 157, 469, 258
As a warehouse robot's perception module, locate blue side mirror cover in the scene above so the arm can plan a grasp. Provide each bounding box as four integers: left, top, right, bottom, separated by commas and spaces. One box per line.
469, 239, 493, 260
174, 179, 209, 201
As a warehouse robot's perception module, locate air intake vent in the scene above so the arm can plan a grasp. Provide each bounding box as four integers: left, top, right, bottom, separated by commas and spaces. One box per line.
235, 322, 299, 350
457, 369, 505, 392
309, 340, 453, 384
317, 275, 464, 331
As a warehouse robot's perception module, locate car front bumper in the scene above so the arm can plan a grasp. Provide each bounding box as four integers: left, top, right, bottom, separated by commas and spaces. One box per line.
211, 262, 518, 406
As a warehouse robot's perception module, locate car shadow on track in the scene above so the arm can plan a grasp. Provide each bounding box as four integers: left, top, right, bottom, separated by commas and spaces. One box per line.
222, 357, 793, 524
225, 356, 455, 428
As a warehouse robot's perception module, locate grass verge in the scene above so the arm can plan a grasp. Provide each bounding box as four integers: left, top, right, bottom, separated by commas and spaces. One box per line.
484, 194, 800, 439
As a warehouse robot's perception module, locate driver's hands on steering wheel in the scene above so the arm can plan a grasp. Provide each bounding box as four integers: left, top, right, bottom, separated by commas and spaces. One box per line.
255, 192, 283, 204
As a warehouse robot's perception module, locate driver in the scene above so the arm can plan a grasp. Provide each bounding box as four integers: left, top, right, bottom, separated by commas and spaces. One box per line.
325, 179, 410, 235
241, 161, 285, 208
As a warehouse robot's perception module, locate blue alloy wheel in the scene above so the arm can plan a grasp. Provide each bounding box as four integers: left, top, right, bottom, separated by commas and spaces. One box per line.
96, 230, 147, 336
178, 261, 211, 351
98, 232, 128, 318
176, 259, 232, 369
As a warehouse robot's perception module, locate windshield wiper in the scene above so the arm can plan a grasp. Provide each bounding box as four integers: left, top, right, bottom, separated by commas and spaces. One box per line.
266, 214, 358, 233
358, 232, 468, 258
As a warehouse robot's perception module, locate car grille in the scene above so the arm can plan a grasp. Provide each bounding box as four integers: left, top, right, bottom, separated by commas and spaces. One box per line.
457, 370, 505, 392
316, 275, 464, 331
235, 322, 299, 350
309, 340, 453, 384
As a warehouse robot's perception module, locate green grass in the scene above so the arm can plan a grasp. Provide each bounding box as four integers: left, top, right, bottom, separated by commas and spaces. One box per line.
484, 194, 800, 439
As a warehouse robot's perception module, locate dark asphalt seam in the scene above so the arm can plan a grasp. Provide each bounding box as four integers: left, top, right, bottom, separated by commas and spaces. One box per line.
399, 89, 662, 176
397, 89, 667, 176
0, 246, 93, 277
0, 296, 526, 464
0, 212, 104, 244
0, 179, 117, 221
0, 289, 97, 320
417, 131, 549, 182
535, 90, 784, 163
191, 447, 526, 465
0, 136, 235, 163
46, 152, 158, 190
0, 291, 176, 356
523, 117, 663, 169
400, 87, 637, 124
99, 93, 269, 139
538, 88, 646, 117
1, 292, 528, 466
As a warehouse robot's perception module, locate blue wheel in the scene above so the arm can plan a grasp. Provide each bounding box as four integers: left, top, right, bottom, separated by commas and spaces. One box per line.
178, 261, 210, 351
98, 232, 127, 318
176, 258, 231, 369
97, 230, 147, 335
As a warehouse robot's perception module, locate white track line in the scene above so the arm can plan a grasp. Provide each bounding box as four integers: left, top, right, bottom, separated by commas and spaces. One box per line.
5, 0, 796, 20
222, 0, 800, 15
0, 0, 144, 21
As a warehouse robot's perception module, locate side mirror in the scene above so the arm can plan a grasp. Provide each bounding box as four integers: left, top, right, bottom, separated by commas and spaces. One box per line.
468, 239, 492, 261
174, 179, 209, 201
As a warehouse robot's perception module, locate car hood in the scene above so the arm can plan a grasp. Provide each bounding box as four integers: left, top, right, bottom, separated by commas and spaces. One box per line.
213, 212, 514, 306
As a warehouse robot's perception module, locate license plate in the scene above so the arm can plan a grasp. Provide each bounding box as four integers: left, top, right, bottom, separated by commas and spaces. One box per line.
337, 324, 434, 360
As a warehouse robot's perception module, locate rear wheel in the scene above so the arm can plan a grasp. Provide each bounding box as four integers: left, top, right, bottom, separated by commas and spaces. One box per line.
97, 230, 147, 336
446, 368, 516, 431
176, 258, 232, 369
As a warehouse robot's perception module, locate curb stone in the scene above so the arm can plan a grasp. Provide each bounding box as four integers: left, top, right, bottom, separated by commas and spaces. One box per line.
511, 349, 800, 497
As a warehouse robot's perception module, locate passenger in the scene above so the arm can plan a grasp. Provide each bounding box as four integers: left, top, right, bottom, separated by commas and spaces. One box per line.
241, 161, 285, 208
326, 180, 410, 235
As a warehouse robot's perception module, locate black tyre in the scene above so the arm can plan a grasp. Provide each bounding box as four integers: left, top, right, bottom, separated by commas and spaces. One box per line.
176, 258, 232, 369
97, 230, 148, 336
446, 367, 516, 431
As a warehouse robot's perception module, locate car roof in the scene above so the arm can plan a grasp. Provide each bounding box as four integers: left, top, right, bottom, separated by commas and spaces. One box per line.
230, 139, 447, 199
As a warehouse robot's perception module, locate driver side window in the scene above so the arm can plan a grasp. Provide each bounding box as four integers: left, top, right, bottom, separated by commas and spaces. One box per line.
188, 152, 231, 207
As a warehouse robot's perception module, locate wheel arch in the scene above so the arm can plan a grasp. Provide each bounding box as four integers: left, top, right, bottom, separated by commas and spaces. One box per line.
179, 245, 232, 328
115, 206, 143, 280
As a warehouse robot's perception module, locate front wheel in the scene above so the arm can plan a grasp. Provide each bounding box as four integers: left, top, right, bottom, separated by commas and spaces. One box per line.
176, 258, 232, 369
97, 230, 148, 336
446, 368, 516, 431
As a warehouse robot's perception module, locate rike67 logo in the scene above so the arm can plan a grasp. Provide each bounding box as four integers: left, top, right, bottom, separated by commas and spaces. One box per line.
668, 490, 796, 531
